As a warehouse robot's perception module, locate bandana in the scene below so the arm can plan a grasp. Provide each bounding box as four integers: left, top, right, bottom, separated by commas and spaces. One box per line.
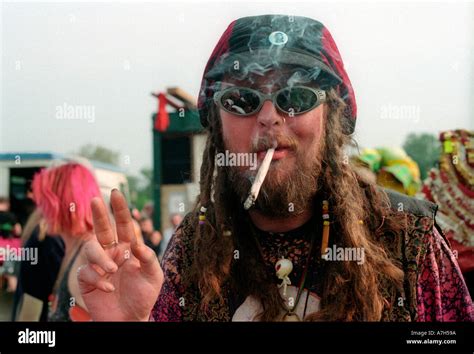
197, 14, 357, 134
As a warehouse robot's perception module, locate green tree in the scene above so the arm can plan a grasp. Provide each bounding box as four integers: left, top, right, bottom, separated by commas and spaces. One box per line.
127, 174, 141, 206
139, 168, 153, 195
77, 144, 120, 166
76, 144, 153, 210
127, 167, 153, 210
403, 133, 441, 180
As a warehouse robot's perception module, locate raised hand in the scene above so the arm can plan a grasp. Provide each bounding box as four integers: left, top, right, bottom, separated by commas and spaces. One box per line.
78, 189, 163, 321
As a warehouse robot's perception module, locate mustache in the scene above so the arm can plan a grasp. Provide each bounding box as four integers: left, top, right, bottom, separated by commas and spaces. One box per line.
251, 134, 298, 152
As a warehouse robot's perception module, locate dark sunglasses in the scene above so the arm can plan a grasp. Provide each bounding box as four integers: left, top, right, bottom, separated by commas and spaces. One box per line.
213, 85, 326, 117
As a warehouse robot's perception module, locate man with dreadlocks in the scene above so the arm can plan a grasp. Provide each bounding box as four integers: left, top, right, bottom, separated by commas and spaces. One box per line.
78, 15, 473, 322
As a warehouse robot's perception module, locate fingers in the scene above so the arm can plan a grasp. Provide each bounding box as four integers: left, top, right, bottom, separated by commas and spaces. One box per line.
91, 197, 116, 247
131, 242, 162, 278
77, 264, 115, 294
110, 189, 135, 244
83, 239, 118, 273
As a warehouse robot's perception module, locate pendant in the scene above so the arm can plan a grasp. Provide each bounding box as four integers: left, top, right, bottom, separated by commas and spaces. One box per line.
282, 312, 301, 322
275, 258, 293, 297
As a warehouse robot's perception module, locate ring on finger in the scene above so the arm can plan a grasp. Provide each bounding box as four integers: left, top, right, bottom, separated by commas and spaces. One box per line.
101, 240, 118, 250
76, 264, 87, 277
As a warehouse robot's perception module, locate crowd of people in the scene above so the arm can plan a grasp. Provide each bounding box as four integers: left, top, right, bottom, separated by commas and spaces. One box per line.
0, 162, 182, 321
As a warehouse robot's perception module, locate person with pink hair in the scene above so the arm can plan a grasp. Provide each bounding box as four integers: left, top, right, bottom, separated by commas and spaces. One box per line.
32, 162, 102, 321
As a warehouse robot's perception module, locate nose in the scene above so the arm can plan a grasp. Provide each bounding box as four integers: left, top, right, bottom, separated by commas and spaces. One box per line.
256, 100, 284, 129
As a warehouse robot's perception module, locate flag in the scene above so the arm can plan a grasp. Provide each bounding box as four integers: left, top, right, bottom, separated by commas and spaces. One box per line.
154, 93, 170, 132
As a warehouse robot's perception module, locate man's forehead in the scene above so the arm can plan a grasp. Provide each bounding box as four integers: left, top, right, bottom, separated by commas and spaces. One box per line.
228, 70, 286, 84
222, 67, 318, 90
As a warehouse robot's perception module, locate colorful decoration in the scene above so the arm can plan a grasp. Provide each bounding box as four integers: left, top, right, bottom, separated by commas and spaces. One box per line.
354, 147, 421, 196
418, 130, 474, 276
198, 206, 207, 225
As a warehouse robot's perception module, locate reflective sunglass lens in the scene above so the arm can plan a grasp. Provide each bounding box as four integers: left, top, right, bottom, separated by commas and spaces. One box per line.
220, 88, 260, 115
276, 87, 317, 114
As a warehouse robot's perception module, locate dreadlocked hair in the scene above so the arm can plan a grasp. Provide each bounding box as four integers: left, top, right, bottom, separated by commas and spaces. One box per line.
186, 88, 407, 321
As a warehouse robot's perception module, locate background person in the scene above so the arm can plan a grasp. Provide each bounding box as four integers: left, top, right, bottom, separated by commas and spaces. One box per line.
139, 216, 162, 257
32, 163, 102, 321
13, 210, 64, 321
0, 196, 22, 293
160, 213, 183, 259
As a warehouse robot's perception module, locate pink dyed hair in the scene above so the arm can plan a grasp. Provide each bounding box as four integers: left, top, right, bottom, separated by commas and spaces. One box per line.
32, 163, 101, 237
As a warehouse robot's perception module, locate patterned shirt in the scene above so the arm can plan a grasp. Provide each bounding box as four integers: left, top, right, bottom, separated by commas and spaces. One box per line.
150, 212, 474, 322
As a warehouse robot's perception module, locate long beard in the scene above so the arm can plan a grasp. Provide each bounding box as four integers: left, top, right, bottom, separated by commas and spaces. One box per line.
228, 147, 323, 218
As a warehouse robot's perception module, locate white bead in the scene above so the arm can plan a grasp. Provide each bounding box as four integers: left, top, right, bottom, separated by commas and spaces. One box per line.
275, 258, 293, 279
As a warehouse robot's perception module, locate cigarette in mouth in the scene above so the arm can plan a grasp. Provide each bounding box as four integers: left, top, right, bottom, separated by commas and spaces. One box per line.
243, 147, 275, 210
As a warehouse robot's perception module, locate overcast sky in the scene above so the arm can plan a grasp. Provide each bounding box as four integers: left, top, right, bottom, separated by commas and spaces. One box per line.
1, 0, 473, 176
